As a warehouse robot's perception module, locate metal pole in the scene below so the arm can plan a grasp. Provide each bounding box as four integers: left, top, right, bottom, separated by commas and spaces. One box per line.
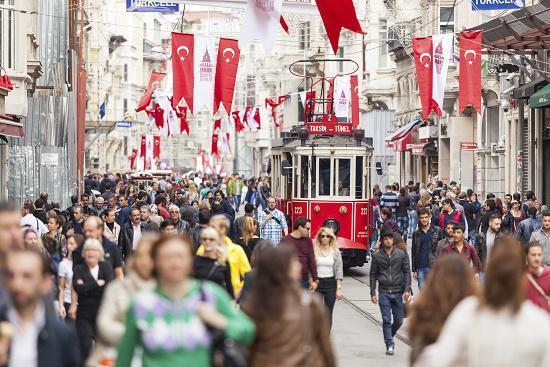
518, 67, 525, 196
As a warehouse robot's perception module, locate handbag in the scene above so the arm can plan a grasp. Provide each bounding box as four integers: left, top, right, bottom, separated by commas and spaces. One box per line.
0, 68, 13, 91
199, 282, 247, 367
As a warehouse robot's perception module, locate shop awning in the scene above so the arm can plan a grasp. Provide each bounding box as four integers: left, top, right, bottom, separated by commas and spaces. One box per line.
0, 114, 24, 138
513, 77, 548, 99
529, 84, 550, 108
385, 118, 421, 142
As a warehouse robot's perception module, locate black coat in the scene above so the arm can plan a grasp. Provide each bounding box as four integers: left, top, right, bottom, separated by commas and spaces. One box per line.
118, 221, 156, 259
72, 261, 114, 318
0, 306, 80, 367
369, 248, 411, 295
411, 225, 444, 271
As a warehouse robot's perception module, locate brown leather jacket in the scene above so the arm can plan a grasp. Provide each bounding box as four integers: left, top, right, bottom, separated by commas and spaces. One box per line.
246, 292, 336, 367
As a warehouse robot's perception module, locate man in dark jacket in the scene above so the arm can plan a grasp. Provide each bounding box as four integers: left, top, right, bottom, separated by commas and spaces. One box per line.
118, 207, 155, 260
370, 232, 411, 355
33, 198, 48, 225
475, 214, 502, 271
1, 248, 80, 367
411, 207, 444, 289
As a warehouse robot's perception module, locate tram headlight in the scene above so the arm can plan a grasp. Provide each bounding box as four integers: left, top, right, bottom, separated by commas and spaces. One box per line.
323, 218, 340, 235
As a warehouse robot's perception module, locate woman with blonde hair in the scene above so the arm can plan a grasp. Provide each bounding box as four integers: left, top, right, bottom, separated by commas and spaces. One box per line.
236, 216, 261, 261
86, 235, 156, 366
193, 226, 234, 298
187, 182, 200, 204
415, 236, 550, 367
313, 227, 343, 331
408, 254, 479, 364
69, 238, 115, 365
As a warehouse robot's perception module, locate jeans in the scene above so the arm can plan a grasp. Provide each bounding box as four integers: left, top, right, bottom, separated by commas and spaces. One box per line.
408, 209, 418, 236
234, 195, 242, 210
316, 277, 337, 331
396, 216, 409, 242
76, 311, 97, 365
468, 229, 476, 245
417, 267, 429, 289
378, 292, 404, 348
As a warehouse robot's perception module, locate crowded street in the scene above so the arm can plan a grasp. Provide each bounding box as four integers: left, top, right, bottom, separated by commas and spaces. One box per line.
1, 1, 550, 367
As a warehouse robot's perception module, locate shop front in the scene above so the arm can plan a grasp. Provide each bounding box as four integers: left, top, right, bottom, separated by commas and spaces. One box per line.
529, 85, 550, 204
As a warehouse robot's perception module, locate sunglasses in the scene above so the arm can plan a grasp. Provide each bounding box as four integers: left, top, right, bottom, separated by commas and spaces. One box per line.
320, 234, 332, 238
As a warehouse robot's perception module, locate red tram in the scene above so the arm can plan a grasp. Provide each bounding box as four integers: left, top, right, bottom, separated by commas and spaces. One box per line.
269, 59, 374, 268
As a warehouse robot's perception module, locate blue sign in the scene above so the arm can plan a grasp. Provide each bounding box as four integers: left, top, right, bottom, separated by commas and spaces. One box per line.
472, 0, 524, 11
116, 121, 133, 128
126, 0, 180, 13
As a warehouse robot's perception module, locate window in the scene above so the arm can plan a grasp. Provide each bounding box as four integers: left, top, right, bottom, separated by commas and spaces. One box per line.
246, 75, 256, 107
123, 99, 128, 113
335, 159, 351, 196
300, 156, 309, 198
124, 64, 128, 82
355, 156, 364, 199
299, 22, 310, 50
0, 0, 16, 70
379, 19, 388, 68
439, 6, 455, 34
154, 19, 161, 42
318, 158, 331, 196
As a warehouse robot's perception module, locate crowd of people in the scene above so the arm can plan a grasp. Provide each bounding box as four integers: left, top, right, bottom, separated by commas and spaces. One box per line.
0, 172, 548, 367
369, 180, 550, 362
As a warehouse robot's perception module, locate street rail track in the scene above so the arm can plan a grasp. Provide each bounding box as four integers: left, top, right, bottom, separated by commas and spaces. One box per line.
342, 271, 411, 346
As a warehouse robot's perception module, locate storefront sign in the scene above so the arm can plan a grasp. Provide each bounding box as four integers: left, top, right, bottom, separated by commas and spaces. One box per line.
116, 120, 133, 128
307, 122, 353, 135
460, 142, 478, 151
472, 0, 524, 11
40, 153, 59, 166
126, 0, 180, 12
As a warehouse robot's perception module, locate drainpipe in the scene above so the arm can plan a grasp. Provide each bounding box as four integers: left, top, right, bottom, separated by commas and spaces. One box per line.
517, 67, 524, 196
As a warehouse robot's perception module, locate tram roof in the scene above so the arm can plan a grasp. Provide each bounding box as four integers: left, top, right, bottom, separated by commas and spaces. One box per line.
272, 135, 373, 151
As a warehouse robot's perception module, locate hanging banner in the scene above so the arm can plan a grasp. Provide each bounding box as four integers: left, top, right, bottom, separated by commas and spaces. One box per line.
459, 31, 482, 113
350, 75, 360, 128
333, 76, 351, 119
126, 0, 180, 12
172, 32, 195, 111
412, 36, 435, 120
316, 0, 364, 53
136, 71, 165, 112
213, 38, 241, 115
432, 33, 453, 116
471, 0, 524, 11
193, 36, 217, 114
239, 0, 283, 53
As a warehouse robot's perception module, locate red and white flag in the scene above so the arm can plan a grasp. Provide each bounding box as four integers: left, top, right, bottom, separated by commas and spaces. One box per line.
211, 133, 219, 157
194, 36, 217, 114
316, 0, 364, 54
176, 106, 189, 135
350, 75, 360, 127
172, 32, 195, 111
459, 31, 482, 113
251, 107, 261, 129
334, 76, 351, 119
412, 37, 436, 121
136, 71, 166, 112
214, 38, 240, 115
299, 91, 316, 121
129, 148, 137, 170
432, 33, 453, 115
239, 0, 283, 53
153, 136, 161, 159
232, 110, 245, 132
243, 106, 252, 127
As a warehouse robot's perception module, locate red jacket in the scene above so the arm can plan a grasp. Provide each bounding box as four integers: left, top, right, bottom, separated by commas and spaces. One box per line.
525, 267, 550, 313
439, 209, 464, 230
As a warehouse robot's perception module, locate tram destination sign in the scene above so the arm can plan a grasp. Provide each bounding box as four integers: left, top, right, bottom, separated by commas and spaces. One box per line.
471, 0, 524, 11
307, 122, 353, 135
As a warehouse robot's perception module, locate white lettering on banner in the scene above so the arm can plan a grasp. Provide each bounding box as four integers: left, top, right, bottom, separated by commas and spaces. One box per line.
130, 1, 179, 6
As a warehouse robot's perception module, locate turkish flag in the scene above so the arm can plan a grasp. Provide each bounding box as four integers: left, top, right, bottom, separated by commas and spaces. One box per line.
214, 118, 222, 131
316, 0, 364, 54
214, 38, 240, 115
153, 136, 161, 159
253, 107, 261, 129
232, 111, 245, 132
459, 31, 482, 113
140, 136, 146, 159
304, 91, 316, 122
412, 37, 436, 121
148, 103, 164, 129
243, 106, 252, 127
136, 71, 165, 112
129, 149, 137, 170
351, 75, 360, 128
176, 106, 189, 135
211, 133, 219, 157
172, 32, 195, 112
265, 95, 289, 128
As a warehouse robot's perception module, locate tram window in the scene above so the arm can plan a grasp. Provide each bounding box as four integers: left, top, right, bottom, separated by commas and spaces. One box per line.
300, 155, 309, 198
319, 158, 331, 196
356, 156, 364, 199
335, 159, 351, 196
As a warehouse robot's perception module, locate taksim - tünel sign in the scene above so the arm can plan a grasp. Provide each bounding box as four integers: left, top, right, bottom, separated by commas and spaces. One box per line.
472, 0, 524, 11
126, 0, 181, 12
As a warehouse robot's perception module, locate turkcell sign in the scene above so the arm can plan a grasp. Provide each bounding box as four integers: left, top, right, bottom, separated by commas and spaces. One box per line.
126, 0, 180, 13
472, 0, 524, 11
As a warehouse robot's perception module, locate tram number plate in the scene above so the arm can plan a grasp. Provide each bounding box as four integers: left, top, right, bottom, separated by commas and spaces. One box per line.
307, 122, 353, 135
294, 206, 303, 215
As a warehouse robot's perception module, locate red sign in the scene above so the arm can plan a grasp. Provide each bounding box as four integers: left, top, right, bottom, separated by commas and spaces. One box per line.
307, 121, 353, 135
460, 142, 478, 151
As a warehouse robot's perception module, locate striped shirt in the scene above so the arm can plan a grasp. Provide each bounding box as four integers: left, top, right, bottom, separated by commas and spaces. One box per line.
380, 192, 399, 213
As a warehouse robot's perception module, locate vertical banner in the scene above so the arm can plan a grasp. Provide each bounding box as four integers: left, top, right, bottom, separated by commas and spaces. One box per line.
239, 0, 283, 52
193, 36, 217, 114
136, 71, 166, 112
171, 33, 195, 111
350, 75, 360, 127
153, 136, 161, 159
232, 110, 245, 132
334, 75, 351, 119
459, 31, 482, 113
211, 133, 219, 157
214, 38, 240, 115
129, 148, 137, 170
412, 37, 435, 121
432, 33, 454, 115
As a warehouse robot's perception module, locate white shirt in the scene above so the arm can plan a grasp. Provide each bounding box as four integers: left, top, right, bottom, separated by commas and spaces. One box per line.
7, 303, 46, 367
194, 176, 202, 187
316, 250, 335, 278
20, 214, 48, 236
90, 265, 99, 281
132, 223, 142, 250
486, 230, 496, 258
58, 259, 73, 304
416, 296, 550, 367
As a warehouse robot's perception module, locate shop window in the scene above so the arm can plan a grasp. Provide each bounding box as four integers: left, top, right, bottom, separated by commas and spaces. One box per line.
318, 158, 331, 196
335, 159, 351, 196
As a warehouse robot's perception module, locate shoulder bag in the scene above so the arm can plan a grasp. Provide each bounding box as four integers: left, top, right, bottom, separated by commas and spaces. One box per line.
526, 273, 550, 306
